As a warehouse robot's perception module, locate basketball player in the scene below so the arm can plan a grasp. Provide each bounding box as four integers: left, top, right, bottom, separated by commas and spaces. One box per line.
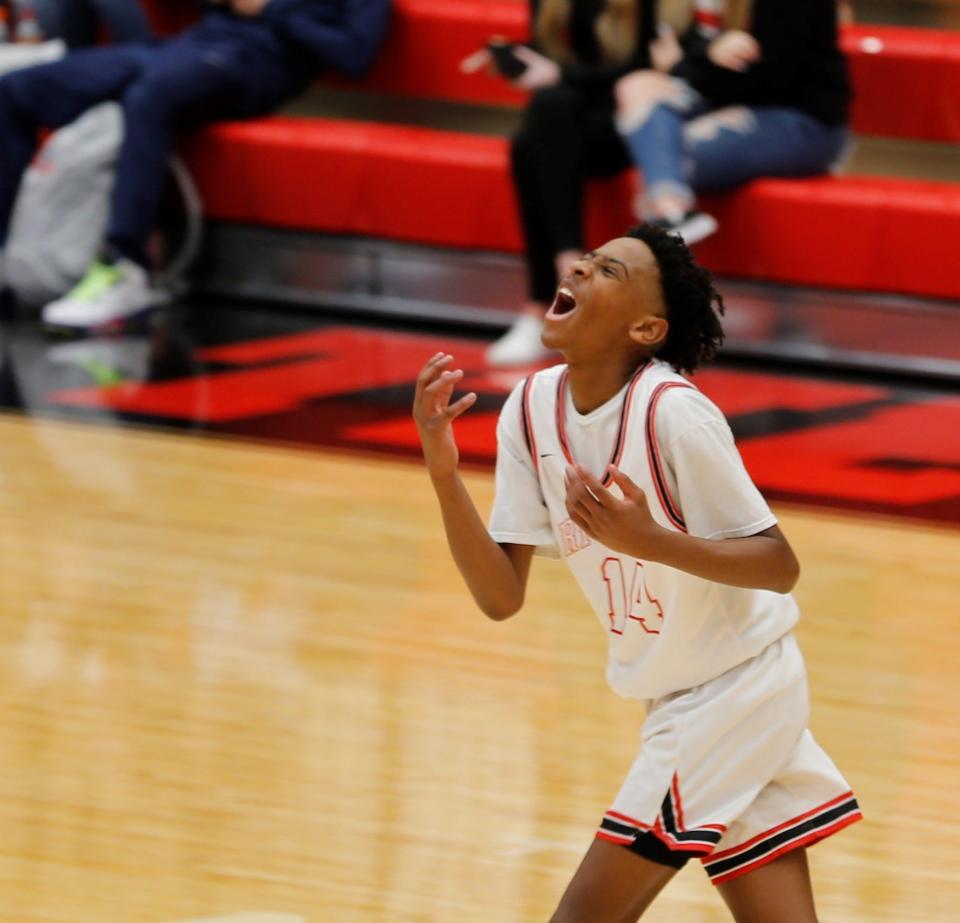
412, 223, 862, 922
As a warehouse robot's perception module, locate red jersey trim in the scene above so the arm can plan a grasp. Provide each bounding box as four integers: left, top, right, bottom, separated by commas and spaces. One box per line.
556, 362, 649, 488
555, 368, 572, 467
520, 375, 538, 477
645, 381, 693, 532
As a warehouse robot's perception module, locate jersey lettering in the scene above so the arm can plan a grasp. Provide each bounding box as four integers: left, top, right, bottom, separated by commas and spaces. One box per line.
559, 518, 591, 557
601, 557, 664, 636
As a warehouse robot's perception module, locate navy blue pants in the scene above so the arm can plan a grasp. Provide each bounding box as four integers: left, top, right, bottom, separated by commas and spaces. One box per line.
0, 39, 282, 267
34, 0, 153, 48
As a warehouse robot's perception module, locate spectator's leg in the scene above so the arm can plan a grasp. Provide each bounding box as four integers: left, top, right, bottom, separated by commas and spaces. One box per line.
579, 98, 639, 205
484, 129, 556, 366
686, 106, 849, 193
621, 104, 696, 216
34, 0, 94, 47
489, 85, 597, 365
106, 45, 246, 268
43, 43, 247, 330
616, 75, 717, 241
0, 45, 146, 242
519, 84, 597, 260
32, 0, 70, 44
511, 128, 560, 307
35, 0, 151, 48
509, 98, 634, 306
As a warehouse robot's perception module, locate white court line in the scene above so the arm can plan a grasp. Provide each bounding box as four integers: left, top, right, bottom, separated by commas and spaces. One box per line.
166, 915, 305, 923
497, 836, 586, 858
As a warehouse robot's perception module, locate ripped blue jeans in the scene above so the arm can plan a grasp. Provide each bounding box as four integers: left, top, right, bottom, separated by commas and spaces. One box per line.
619, 82, 849, 214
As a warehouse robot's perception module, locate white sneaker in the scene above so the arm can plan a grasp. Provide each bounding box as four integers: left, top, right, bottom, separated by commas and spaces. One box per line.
485, 312, 551, 366
46, 336, 151, 385
651, 210, 718, 246
43, 258, 157, 332
0, 39, 66, 78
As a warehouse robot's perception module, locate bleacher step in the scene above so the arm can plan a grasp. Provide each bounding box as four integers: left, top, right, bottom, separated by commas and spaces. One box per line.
284, 87, 960, 185
191, 224, 960, 384
182, 116, 960, 301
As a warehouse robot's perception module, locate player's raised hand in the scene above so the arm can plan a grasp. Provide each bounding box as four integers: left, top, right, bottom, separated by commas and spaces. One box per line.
564, 463, 665, 559
412, 353, 478, 479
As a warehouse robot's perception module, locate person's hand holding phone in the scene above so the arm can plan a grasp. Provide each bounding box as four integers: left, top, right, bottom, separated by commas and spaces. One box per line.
488, 40, 528, 79
510, 45, 561, 90
461, 38, 561, 91
460, 37, 510, 77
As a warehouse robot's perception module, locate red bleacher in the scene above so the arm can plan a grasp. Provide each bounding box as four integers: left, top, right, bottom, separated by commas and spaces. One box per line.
157, 0, 960, 300
347, 4, 960, 144
843, 24, 960, 143
183, 118, 960, 301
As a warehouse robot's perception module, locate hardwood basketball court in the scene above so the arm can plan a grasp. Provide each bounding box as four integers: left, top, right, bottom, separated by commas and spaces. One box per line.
0, 401, 956, 922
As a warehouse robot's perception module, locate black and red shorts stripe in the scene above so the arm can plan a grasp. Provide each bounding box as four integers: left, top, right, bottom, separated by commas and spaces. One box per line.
598, 789, 861, 881
597, 783, 725, 870
702, 792, 862, 885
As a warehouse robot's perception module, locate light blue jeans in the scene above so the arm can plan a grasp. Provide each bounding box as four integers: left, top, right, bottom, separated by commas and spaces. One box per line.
620, 83, 849, 212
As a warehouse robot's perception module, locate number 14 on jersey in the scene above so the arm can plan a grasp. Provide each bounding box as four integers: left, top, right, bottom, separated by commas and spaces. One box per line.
600, 557, 664, 636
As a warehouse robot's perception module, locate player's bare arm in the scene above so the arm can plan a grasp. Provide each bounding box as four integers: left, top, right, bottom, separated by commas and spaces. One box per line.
413, 354, 534, 619
564, 463, 800, 593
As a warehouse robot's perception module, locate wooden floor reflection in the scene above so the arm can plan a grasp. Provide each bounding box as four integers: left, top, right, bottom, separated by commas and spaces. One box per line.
0, 411, 956, 923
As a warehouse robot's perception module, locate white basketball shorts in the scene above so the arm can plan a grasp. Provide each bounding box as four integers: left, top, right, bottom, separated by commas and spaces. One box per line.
596, 633, 862, 885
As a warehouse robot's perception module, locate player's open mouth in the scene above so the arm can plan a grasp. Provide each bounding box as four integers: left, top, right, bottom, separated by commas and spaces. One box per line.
546, 286, 578, 319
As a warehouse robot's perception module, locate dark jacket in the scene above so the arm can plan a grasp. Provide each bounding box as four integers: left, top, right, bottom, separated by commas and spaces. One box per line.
671, 0, 849, 126
529, 0, 655, 93
190, 0, 391, 103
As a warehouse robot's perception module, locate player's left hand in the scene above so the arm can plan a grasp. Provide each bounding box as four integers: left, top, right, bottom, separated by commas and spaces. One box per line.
564, 463, 665, 559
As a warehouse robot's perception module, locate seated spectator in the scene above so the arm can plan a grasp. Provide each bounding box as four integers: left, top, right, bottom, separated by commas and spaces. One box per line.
615, 0, 850, 243
0, 0, 392, 332
0, 0, 152, 78
32, 0, 153, 48
0, 2, 65, 76
468, 0, 656, 367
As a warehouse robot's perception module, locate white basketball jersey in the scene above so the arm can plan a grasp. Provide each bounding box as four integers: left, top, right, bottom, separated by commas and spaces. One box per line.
491, 360, 799, 701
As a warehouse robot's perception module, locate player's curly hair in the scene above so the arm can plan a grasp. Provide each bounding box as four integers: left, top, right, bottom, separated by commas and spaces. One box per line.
625, 223, 725, 375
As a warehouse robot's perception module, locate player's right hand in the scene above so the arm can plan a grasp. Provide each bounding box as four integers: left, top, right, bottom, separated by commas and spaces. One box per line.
412, 353, 478, 478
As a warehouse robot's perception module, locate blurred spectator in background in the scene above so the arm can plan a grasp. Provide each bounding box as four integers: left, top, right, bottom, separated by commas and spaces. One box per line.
0, 1, 64, 75
464, 0, 657, 367
33, 0, 152, 48
616, 0, 850, 243
0, 0, 152, 76
0, 0, 392, 332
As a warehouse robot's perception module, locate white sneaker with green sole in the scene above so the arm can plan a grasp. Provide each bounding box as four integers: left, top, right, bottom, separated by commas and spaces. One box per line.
42, 258, 157, 332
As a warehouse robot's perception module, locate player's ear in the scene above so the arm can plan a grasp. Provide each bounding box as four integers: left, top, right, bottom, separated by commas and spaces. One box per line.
628, 313, 668, 349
